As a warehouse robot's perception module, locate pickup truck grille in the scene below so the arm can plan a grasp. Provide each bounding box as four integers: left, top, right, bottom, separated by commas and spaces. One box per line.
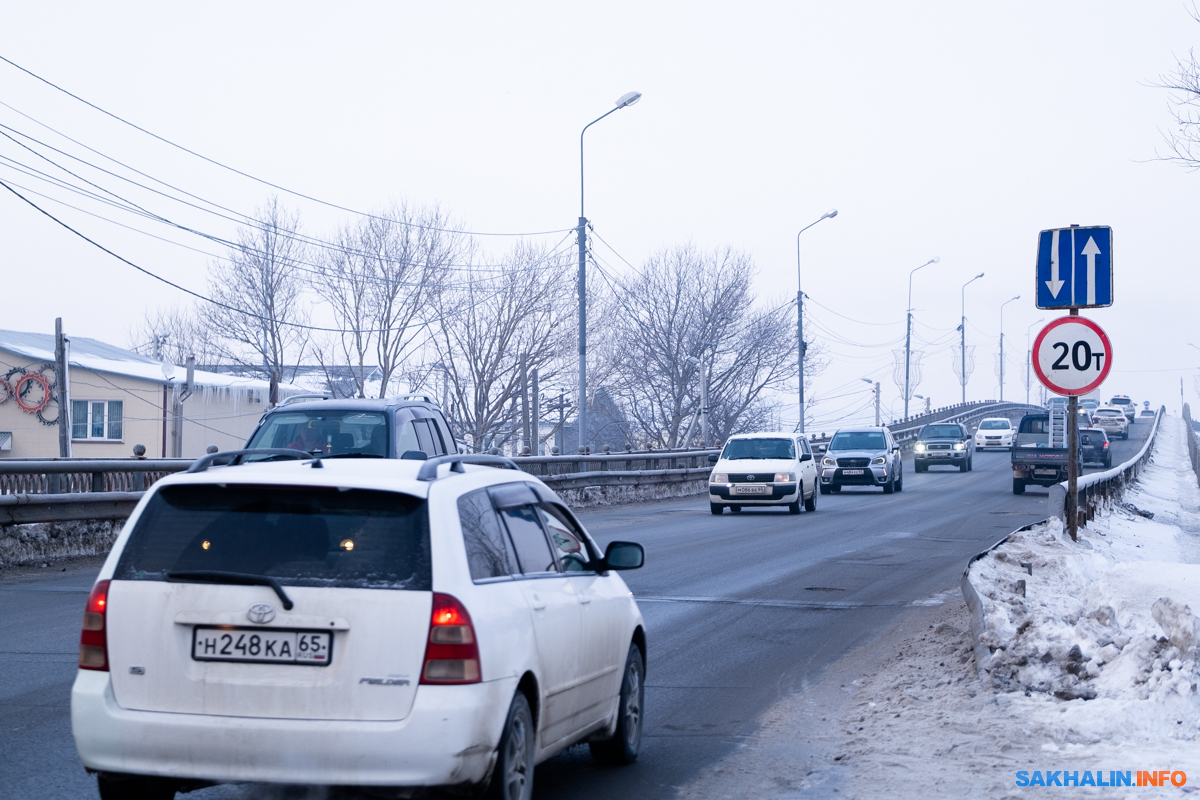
926, 443, 952, 450
837, 458, 870, 468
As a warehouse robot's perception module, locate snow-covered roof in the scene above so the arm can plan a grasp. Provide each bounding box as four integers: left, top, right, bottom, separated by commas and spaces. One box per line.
0, 329, 296, 393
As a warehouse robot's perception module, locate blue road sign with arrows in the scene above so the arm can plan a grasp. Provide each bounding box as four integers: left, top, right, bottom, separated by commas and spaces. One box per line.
1036, 225, 1113, 310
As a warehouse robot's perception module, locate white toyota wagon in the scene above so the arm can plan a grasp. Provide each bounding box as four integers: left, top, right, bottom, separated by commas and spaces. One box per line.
72, 450, 647, 800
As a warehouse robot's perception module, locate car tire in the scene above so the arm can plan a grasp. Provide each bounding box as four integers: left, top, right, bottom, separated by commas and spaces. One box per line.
787, 500, 801, 514
1105, 455, 1112, 468
968, 457, 974, 471
804, 487, 817, 512
710, 503, 723, 515
730, 505, 742, 513
819, 484, 831, 495
488, 692, 536, 800
96, 775, 177, 800
830, 485, 841, 493
882, 474, 895, 494
590, 644, 645, 766
1013, 478, 1026, 495
959, 459, 968, 473
915, 462, 927, 473
895, 470, 903, 492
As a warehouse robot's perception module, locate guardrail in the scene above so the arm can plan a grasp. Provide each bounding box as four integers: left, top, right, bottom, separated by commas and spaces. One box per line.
1184, 404, 1200, 490
1047, 405, 1165, 527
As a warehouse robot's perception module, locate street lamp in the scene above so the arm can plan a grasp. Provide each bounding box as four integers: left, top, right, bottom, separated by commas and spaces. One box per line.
576, 91, 642, 453
904, 257, 940, 419
960, 273, 985, 404
1026, 318, 1044, 404
914, 393, 932, 415
998, 295, 1020, 402
796, 209, 838, 434
685, 356, 710, 446
864, 379, 883, 429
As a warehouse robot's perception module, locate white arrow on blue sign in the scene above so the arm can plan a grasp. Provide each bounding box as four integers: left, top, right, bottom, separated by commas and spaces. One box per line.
1035, 226, 1113, 310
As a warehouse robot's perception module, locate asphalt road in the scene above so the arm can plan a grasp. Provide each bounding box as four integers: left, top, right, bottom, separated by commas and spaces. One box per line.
0, 421, 1152, 799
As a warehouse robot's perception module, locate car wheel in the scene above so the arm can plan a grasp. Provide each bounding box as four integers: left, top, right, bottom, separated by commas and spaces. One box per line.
959, 459, 968, 473
895, 471, 903, 492
882, 474, 895, 494
968, 457, 974, 471
915, 462, 927, 473
1013, 478, 1025, 495
488, 692, 535, 800
787, 500, 801, 514
590, 644, 645, 766
710, 503, 723, 515
819, 484, 831, 495
830, 485, 841, 493
804, 487, 817, 512
97, 775, 177, 800
1105, 455, 1112, 468
730, 505, 742, 513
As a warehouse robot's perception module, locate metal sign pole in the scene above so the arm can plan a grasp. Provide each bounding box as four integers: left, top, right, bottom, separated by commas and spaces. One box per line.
1066, 306, 1080, 541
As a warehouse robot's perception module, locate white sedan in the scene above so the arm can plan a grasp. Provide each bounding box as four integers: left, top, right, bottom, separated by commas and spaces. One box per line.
974, 418, 1014, 449
72, 451, 647, 800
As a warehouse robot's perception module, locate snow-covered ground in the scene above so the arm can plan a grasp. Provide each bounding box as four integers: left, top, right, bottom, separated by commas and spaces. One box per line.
677, 416, 1200, 799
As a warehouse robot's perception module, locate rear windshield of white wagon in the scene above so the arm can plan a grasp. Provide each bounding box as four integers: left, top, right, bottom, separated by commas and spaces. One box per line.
114, 484, 431, 590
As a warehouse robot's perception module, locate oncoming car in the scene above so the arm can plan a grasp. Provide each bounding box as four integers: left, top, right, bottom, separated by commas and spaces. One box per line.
819, 427, 903, 493
71, 450, 647, 800
974, 418, 1014, 450
913, 423, 974, 472
707, 433, 818, 514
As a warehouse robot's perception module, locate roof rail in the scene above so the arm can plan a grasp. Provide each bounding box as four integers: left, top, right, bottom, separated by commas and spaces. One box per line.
186, 448, 314, 474
416, 453, 518, 482
396, 394, 437, 405
278, 394, 332, 406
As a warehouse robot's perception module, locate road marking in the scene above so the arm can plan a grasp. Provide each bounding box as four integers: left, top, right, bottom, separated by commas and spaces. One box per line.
637, 595, 910, 610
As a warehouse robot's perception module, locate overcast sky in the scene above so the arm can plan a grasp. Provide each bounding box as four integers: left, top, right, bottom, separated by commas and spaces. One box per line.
2, 2, 1198, 429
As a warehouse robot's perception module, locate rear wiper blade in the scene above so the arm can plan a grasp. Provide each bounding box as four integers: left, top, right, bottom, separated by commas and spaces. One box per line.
167, 570, 294, 610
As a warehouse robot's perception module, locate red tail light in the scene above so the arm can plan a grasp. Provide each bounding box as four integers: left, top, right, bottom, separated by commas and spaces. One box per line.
79, 580, 110, 671
1103, 442, 1109, 448
420, 593, 480, 684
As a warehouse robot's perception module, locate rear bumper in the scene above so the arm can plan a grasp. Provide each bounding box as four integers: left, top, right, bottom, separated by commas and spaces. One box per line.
71, 669, 513, 787
709, 483, 797, 503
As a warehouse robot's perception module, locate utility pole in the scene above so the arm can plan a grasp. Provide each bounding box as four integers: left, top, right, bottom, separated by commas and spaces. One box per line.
1025, 318, 1043, 405
960, 273, 984, 404
531, 368, 540, 455
173, 356, 195, 458
55, 317, 71, 458
795, 209, 838, 433
999, 295, 1020, 402
904, 258, 939, 419
873, 381, 881, 426
520, 352, 530, 455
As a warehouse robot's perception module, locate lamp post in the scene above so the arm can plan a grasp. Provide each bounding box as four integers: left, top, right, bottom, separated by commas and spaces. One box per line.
1026, 318, 1044, 404
998, 295, 1020, 402
904, 257, 940, 419
576, 91, 641, 453
860, 378, 881, 426
914, 393, 931, 415
796, 209, 838, 434
686, 355, 710, 446
960, 273, 984, 404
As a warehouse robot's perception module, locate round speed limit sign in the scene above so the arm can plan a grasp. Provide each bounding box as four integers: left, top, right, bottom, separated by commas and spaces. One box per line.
1032, 316, 1113, 396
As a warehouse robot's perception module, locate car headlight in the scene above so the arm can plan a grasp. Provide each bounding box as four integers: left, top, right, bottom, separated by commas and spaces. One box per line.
953, 442, 965, 451
822, 457, 836, 466
710, 473, 728, 483
871, 456, 886, 465
914, 443, 926, 452
774, 472, 795, 483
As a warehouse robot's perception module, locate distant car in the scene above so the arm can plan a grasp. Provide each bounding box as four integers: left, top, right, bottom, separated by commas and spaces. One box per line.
1046, 397, 1068, 412
71, 452, 647, 799
819, 427, 903, 493
1079, 398, 1100, 413
974, 418, 1014, 450
1108, 395, 1136, 422
707, 433, 819, 514
1080, 427, 1112, 468
914, 423, 975, 472
1138, 409, 1157, 420
1091, 407, 1129, 439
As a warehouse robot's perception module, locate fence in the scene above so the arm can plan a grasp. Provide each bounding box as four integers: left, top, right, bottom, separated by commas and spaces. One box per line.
1047, 406, 1165, 526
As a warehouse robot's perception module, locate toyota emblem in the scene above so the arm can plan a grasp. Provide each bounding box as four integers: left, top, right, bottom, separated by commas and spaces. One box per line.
747, 475, 756, 481
247, 603, 276, 624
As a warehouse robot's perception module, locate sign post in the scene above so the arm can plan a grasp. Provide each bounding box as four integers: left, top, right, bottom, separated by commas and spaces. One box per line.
1031, 315, 1113, 540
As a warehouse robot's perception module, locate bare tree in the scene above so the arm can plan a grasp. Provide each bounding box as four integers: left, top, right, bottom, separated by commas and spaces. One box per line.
603, 244, 800, 448
427, 240, 573, 450
126, 305, 220, 366
1153, 7, 1200, 169
207, 197, 310, 404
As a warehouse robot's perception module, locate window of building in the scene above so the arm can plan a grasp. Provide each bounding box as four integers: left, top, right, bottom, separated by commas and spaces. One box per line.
72, 400, 123, 441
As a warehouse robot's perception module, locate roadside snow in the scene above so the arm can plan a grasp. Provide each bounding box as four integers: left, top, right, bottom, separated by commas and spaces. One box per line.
676, 416, 1200, 799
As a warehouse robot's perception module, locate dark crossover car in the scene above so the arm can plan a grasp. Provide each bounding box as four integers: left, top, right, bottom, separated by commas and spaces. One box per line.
913, 423, 974, 472
1080, 427, 1112, 468
244, 395, 458, 460
819, 427, 903, 494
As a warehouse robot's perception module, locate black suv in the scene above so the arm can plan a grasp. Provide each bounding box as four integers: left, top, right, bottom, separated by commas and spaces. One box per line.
1080, 427, 1112, 468
244, 396, 458, 460
913, 423, 974, 472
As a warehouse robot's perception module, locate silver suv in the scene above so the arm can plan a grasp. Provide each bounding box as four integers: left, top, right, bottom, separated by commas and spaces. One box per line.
818, 427, 903, 494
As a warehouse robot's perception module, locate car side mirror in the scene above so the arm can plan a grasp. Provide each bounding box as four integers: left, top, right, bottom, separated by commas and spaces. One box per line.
707, 453, 720, 464
798, 452, 812, 462
598, 541, 644, 571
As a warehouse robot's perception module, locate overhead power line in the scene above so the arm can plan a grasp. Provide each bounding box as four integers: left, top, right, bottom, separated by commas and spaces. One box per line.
0, 55, 572, 238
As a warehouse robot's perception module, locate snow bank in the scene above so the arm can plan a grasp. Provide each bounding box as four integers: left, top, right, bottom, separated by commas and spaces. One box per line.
967, 415, 1200, 747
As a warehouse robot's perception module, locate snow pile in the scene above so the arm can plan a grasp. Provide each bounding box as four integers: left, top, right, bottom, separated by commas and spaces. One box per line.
968, 415, 1200, 745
